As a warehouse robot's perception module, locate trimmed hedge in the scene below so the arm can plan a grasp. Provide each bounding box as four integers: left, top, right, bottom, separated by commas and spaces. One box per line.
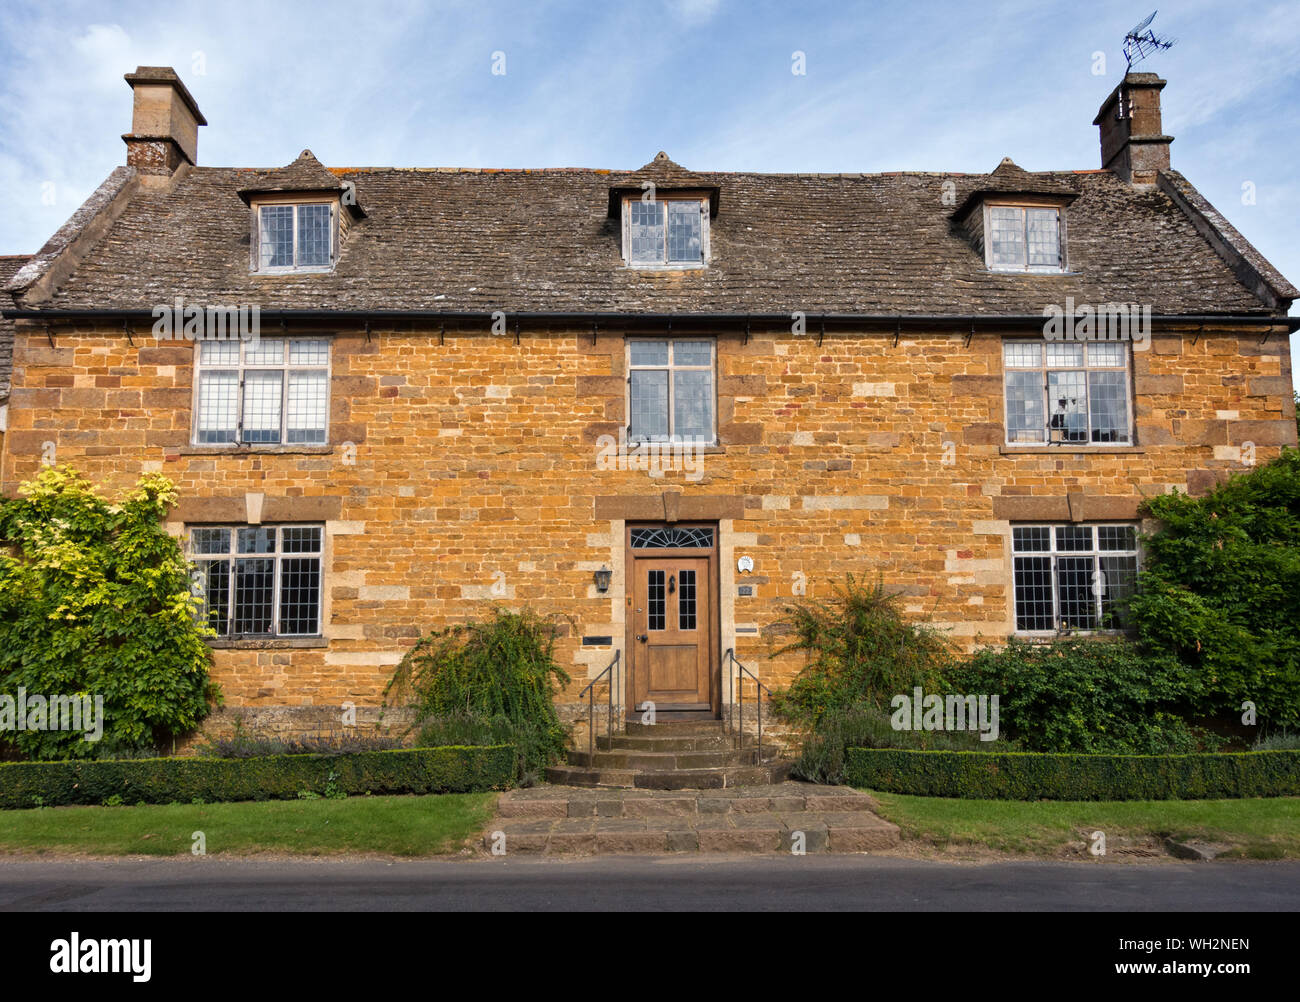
0, 745, 516, 810
846, 747, 1300, 800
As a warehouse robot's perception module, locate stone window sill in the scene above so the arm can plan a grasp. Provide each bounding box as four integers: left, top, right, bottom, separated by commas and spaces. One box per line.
999, 445, 1145, 455
178, 446, 336, 456
208, 637, 328, 650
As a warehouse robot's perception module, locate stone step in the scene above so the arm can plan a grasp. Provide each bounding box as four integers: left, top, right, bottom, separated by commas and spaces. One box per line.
496, 783, 882, 820
596, 733, 735, 752
486, 783, 899, 855
623, 719, 727, 736
544, 761, 792, 790
564, 746, 781, 770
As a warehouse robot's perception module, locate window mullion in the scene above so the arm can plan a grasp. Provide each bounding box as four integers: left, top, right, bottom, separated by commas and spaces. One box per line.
227, 543, 237, 638
236, 366, 245, 446
270, 531, 282, 637
1042, 363, 1051, 442
1050, 539, 1061, 631
666, 363, 675, 440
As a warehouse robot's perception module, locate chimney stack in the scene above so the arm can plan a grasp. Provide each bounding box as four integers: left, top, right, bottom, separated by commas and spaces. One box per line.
1093, 72, 1172, 184
122, 66, 206, 176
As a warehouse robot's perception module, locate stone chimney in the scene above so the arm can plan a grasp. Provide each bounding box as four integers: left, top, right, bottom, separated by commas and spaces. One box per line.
1093, 72, 1172, 184
121, 66, 206, 175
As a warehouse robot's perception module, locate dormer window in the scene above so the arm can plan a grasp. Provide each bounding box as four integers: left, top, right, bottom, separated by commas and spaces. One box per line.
252, 200, 336, 273
986, 205, 1064, 273
622, 196, 709, 268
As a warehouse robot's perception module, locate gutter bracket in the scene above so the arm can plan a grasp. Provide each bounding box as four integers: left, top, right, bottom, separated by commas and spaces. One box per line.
1260, 327, 1273, 347
893, 320, 900, 349
1192, 326, 1202, 346
364, 320, 371, 345
514, 319, 520, 346
743, 321, 749, 347
439, 323, 445, 346
591, 321, 598, 347
964, 322, 974, 349
817, 317, 825, 348
124, 319, 135, 348
45, 324, 55, 349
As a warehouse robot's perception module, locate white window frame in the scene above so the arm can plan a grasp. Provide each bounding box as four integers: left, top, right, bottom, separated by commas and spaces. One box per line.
983, 202, 1067, 273
188, 524, 325, 639
625, 337, 717, 445
1010, 523, 1140, 635
190, 337, 332, 447
620, 195, 711, 269
1002, 338, 1134, 447
251, 196, 337, 274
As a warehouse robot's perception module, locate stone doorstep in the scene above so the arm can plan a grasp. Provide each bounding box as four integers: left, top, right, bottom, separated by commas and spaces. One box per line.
484, 811, 898, 855
543, 762, 793, 789
497, 783, 880, 820
483, 784, 900, 855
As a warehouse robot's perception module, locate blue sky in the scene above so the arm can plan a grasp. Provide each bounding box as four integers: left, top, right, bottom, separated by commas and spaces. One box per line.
1, 0, 1297, 370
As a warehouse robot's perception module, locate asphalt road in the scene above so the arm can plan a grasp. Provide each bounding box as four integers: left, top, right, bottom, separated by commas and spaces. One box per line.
1, 856, 1297, 911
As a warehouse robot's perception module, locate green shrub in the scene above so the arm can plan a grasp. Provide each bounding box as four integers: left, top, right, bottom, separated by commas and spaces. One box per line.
195, 720, 403, 759
0, 467, 217, 759
1131, 449, 1300, 729
1253, 730, 1300, 751
845, 747, 1300, 800
0, 746, 516, 810
951, 637, 1206, 754
771, 576, 955, 725
384, 608, 571, 778
791, 705, 998, 785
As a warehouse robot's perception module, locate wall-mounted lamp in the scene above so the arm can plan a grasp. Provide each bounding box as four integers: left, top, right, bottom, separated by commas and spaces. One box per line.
593, 566, 612, 593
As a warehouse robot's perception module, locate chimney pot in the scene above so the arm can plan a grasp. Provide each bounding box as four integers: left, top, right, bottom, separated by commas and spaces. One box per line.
122, 66, 206, 174
1093, 72, 1172, 184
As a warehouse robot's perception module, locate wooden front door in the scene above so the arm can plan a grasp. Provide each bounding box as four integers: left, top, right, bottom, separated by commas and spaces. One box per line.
630, 555, 713, 712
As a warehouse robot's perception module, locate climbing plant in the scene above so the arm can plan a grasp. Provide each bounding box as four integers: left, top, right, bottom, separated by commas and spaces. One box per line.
0, 467, 217, 759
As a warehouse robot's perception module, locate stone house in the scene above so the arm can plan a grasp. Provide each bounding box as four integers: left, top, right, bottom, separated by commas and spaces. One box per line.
2, 66, 1296, 742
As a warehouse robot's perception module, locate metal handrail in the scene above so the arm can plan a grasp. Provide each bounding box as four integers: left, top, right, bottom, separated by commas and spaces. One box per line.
577, 650, 621, 761
724, 648, 771, 756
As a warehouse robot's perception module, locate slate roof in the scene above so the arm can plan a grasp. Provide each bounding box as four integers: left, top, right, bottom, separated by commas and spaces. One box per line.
0, 255, 32, 402
6, 154, 1294, 316
236, 149, 346, 201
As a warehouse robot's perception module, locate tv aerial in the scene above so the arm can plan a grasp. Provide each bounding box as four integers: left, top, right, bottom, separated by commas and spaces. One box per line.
1123, 11, 1176, 70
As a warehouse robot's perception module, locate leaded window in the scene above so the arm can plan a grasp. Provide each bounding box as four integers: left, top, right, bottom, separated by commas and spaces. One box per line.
1011, 523, 1138, 632
255, 202, 334, 272
627, 339, 716, 443
986, 205, 1064, 272
629, 527, 715, 549
189, 525, 323, 637
623, 196, 708, 266
194, 338, 330, 446
1003, 340, 1132, 445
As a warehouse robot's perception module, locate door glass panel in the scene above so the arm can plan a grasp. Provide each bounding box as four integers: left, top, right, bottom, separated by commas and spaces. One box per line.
678, 569, 697, 630
647, 570, 665, 631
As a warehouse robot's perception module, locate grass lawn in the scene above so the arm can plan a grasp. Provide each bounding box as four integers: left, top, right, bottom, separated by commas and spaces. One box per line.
0, 793, 498, 857
866, 791, 1300, 859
